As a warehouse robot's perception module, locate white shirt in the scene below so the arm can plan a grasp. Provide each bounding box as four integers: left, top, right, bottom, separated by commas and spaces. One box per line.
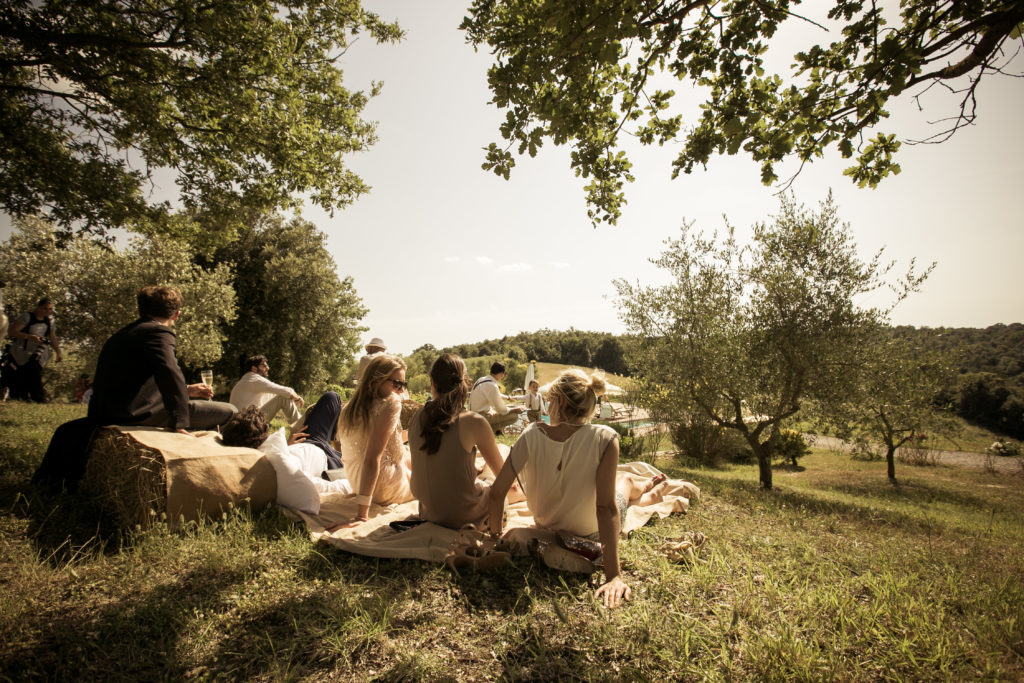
469, 375, 508, 415
230, 371, 297, 411
356, 351, 385, 381
524, 391, 543, 411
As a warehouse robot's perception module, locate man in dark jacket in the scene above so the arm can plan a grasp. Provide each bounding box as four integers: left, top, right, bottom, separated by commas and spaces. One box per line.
88, 286, 235, 431
33, 286, 236, 490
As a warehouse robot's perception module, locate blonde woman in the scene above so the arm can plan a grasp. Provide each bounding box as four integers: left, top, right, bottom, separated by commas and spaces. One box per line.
488, 369, 669, 609
330, 354, 414, 530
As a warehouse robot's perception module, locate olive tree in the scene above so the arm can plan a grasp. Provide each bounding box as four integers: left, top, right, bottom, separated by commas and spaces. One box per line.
823, 334, 960, 483
615, 193, 929, 489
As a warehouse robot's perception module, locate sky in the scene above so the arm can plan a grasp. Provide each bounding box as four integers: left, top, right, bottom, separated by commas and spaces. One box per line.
3, 2, 1023, 356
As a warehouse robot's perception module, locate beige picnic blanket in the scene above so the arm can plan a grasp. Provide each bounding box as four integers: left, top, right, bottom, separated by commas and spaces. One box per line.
295, 461, 699, 562
86, 427, 277, 526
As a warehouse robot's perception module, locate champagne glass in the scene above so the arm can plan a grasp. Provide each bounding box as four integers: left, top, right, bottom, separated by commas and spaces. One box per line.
201, 370, 214, 391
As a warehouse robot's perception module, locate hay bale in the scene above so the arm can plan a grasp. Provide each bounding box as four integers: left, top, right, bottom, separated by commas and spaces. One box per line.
80, 427, 276, 529
81, 427, 168, 529
400, 400, 423, 430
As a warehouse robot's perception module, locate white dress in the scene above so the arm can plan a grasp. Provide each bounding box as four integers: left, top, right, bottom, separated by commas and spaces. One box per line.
508, 422, 618, 537
339, 394, 414, 505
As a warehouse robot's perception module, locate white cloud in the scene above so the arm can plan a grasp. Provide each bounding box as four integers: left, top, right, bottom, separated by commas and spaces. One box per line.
475, 256, 494, 265
497, 262, 533, 273
547, 261, 570, 269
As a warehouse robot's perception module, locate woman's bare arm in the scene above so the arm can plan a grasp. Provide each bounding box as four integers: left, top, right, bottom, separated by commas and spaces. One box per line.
593, 436, 630, 608
330, 399, 398, 530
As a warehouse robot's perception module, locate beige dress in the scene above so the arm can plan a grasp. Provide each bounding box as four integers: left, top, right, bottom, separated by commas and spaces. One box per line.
339, 394, 414, 505
508, 422, 618, 537
408, 411, 490, 529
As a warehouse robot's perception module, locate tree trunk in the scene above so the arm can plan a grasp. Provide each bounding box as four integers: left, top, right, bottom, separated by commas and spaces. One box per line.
886, 445, 897, 484
756, 450, 773, 490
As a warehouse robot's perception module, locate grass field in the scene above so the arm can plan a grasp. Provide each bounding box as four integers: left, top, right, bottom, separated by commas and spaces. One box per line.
1, 400, 1023, 680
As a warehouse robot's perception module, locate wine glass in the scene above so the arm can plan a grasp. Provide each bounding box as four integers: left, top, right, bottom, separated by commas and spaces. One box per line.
200, 369, 213, 390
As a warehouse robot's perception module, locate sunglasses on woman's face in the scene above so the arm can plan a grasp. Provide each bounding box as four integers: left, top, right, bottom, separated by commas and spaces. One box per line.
388, 379, 409, 390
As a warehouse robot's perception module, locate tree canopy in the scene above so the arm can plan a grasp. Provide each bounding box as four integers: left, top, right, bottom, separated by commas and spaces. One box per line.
616, 193, 930, 489
208, 214, 366, 393
0, 216, 236, 387
0, 0, 401, 241
462, 0, 1024, 224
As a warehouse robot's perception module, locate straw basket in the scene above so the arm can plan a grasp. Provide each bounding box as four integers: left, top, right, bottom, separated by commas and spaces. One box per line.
81, 427, 168, 529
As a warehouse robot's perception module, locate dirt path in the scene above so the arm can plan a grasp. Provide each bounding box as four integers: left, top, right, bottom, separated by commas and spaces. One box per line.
811, 435, 1023, 475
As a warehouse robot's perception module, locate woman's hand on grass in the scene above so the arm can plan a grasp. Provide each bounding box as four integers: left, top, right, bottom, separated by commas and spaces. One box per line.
595, 575, 631, 609
326, 517, 367, 533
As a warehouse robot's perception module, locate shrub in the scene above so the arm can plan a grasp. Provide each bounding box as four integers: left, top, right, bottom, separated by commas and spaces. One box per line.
599, 420, 662, 464
769, 428, 811, 466
987, 440, 1021, 457
670, 413, 752, 466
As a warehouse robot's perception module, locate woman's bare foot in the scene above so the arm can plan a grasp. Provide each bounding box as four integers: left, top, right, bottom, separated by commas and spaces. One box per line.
637, 480, 669, 506
643, 473, 666, 493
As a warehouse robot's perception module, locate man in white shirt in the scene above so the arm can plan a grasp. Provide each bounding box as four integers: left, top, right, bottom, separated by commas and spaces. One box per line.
356, 337, 387, 382
230, 355, 304, 429
469, 361, 525, 434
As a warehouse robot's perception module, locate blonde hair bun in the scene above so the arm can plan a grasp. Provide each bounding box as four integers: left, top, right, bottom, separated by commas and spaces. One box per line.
587, 372, 607, 398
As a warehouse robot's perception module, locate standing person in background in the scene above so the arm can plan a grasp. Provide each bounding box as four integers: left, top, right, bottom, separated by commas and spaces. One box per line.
356, 337, 387, 382
230, 354, 304, 430
8, 297, 62, 402
469, 361, 524, 434
0, 280, 8, 343
524, 379, 545, 423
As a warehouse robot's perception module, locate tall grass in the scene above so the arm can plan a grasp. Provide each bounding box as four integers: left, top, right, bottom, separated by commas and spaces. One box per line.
1, 402, 1022, 680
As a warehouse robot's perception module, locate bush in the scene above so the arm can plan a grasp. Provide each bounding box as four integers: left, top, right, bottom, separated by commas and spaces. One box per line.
769, 428, 811, 466
987, 440, 1021, 457
599, 420, 662, 464
670, 413, 752, 466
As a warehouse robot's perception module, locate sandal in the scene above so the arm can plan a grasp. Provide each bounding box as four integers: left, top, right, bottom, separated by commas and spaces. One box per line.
444, 525, 512, 574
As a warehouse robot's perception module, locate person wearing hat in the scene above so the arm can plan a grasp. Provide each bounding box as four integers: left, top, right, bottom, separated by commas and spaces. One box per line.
356, 337, 387, 382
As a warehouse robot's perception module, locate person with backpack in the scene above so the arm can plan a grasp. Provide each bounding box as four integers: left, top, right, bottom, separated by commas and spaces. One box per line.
8, 297, 62, 402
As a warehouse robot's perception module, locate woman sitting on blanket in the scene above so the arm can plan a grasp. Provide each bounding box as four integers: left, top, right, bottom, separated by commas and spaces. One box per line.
331, 354, 415, 530
408, 353, 510, 529
487, 369, 670, 609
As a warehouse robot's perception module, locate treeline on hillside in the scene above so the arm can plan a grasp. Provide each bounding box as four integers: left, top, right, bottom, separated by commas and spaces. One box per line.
436, 329, 629, 376
427, 324, 1024, 439
894, 324, 1024, 438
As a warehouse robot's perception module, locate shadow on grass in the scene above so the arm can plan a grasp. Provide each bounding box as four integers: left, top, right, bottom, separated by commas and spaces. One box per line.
0, 564, 250, 680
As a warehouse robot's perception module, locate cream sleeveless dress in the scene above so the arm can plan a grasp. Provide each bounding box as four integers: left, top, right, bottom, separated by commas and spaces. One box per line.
508, 422, 618, 537
339, 394, 414, 505
408, 411, 490, 529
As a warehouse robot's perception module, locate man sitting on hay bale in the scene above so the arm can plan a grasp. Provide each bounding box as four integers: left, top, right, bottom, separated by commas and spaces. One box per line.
32, 286, 238, 491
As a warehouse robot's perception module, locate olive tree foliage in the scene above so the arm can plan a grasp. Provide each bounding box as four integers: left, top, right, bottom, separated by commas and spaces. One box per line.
209, 215, 366, 393
823, 334, 959, 484
0, 0, 401, 243
0, 216, 236, 370
615, 194, 931, 489
463, 0, 1024, 225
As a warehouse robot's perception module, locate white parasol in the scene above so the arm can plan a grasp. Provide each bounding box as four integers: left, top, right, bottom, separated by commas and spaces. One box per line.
523, 361, 536, 391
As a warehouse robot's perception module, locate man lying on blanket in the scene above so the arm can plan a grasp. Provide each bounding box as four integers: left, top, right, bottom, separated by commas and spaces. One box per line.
220, 393, 350, 514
